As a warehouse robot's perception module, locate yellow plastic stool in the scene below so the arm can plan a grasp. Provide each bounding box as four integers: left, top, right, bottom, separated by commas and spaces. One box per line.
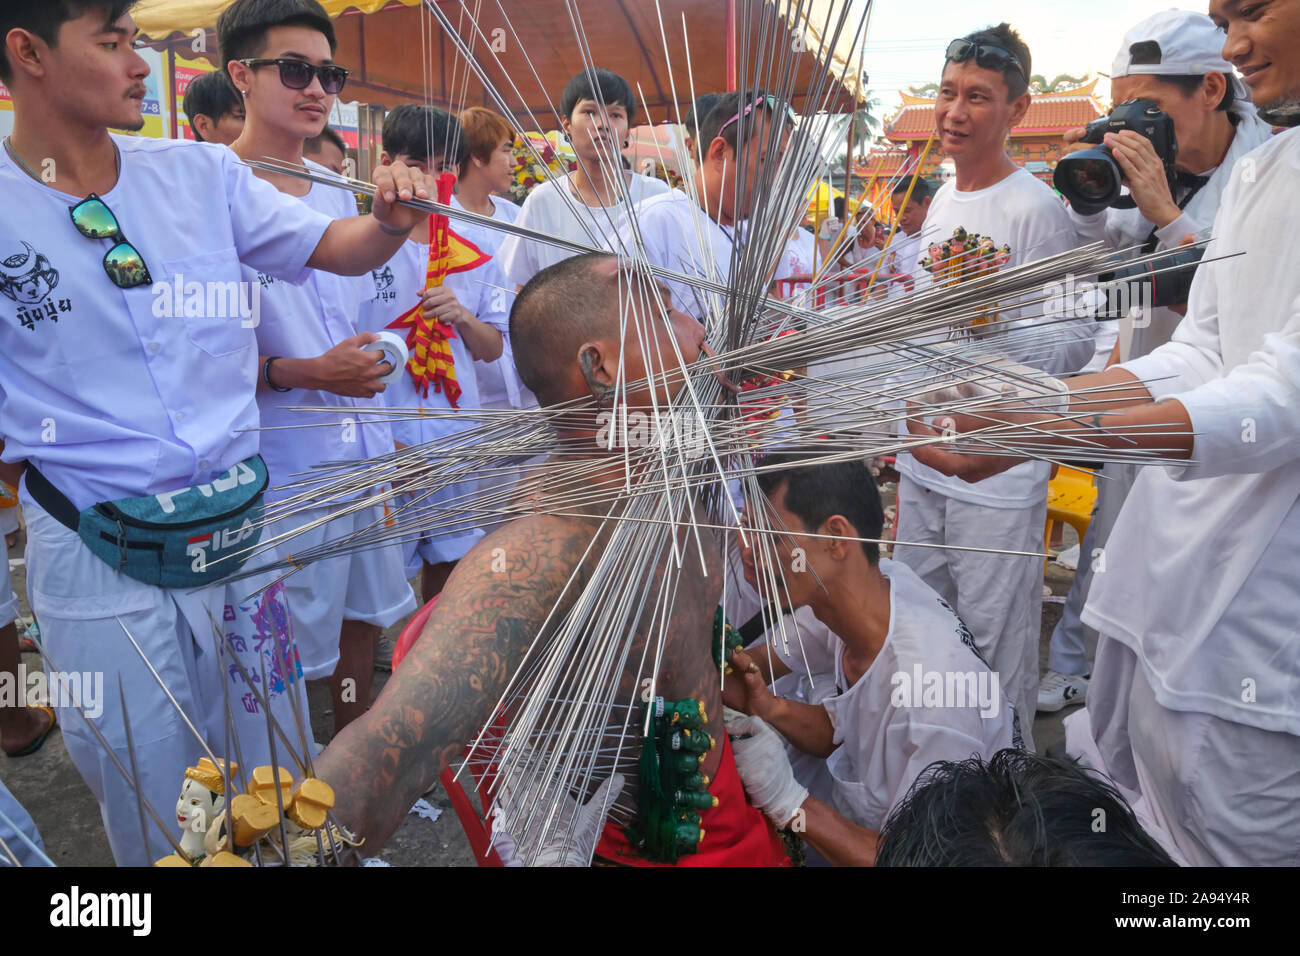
1044, 466, 1096, 565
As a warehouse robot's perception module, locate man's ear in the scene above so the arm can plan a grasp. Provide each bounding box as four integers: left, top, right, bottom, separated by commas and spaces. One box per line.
378, 150, 394, 167
1008, 91, 1031, 129
578, 339, 618, 404
704, 135, 732, 167
192, 114, 215, 142
226, 60, 251, 96
1200, 71, 1227, 111
5, 28, 48, 81
822, 514, 857, 560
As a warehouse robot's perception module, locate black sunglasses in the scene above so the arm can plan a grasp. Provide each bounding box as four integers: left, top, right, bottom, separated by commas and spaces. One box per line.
69, 194, 152, 290
239, 57, 349, 95
944, 39, 1028, 84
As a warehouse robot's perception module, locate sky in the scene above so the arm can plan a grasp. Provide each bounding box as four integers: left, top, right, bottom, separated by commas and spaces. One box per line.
859, 0, 1221, 118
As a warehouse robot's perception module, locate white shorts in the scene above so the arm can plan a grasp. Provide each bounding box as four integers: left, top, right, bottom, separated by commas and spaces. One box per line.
389, 487, 483, 576
21, 481, 314, 867
264, 502, 416, 680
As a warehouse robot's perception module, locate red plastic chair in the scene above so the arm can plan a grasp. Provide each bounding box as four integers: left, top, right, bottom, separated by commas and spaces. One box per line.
393, 596, 505, 866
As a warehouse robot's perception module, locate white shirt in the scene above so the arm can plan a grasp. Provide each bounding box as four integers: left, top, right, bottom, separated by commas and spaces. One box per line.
773, 227, 817, 297
252, 162, 393, 505
1068, 109, 1275, 363
450, 194, 534, 409
898, 167, 1091, 508
772, 560, 1020, 831
499, 172, 669, 288
0, 135, 330, 511
356, 237, 509, 447
1083, 127, 1300, 735
611, 188, 737, 323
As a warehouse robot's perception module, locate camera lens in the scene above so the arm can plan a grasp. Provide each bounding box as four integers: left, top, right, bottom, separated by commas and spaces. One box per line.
1054, 147, 1123, 216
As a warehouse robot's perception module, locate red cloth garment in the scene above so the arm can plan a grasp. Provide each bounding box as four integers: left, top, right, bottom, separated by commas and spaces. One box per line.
594, 732, 792, 866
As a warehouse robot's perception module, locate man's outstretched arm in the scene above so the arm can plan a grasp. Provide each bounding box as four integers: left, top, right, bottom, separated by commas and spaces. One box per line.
313, 516, 592, 849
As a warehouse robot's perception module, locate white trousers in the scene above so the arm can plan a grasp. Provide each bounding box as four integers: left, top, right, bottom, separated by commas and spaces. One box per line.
1067, 636, 1300, 866
264, 503, 416, 680
22, 484, 314, 867
1, 538, 18, 627
0, 777, 48, 867
893, 477, 1044, 752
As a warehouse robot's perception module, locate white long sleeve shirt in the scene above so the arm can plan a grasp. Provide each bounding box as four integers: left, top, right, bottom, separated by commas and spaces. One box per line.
1083, 126, 1300, 735
1067, 108, 1275, 363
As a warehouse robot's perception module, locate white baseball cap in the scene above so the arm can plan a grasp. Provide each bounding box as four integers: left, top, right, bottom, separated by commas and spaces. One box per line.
1111, 8, 1250, 101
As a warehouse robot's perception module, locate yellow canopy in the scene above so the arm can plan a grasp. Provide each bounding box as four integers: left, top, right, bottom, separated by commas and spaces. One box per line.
132, 0, 420, 38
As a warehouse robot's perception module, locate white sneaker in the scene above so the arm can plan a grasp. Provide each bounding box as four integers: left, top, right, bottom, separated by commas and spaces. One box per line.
1037, 669, 1090, 713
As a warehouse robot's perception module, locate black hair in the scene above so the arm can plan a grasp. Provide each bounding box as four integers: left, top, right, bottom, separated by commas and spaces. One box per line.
217, 0, 336, 77
510, 253, 627, 407
892, 177, 933, 202
954, 22, 1032, 102
755, 454, 884, 564
698, 88, 789, 154
1151, 73, 1236, 113
560, 67, 636, 123
832, 196, 846, 220
182, 70, 243, 140
305, 124, 345, 155
0, 1, 136, 83
380, 104, 467, 169
875, 750, 1179, 866
682, 92, 723, 139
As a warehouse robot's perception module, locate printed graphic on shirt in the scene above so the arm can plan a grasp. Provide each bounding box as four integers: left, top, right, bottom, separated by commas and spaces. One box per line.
371, 265, 397, 303
1, 241, 73, 330
255, 271, 277, 289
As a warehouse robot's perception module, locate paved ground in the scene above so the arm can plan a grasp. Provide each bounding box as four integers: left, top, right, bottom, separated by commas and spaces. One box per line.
1, 492, 1090, 867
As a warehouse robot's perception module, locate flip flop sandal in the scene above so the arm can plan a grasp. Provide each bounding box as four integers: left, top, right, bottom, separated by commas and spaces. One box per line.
4, 705, 57, 758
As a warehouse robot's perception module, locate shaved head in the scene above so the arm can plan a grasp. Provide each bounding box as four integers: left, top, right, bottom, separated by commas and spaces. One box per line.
510, 253, 625, 406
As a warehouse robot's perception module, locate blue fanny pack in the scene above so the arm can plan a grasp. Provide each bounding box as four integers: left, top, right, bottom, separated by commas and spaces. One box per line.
25, 456, 268, 589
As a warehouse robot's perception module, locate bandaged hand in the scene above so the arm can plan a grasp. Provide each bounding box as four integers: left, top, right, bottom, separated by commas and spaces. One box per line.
726, 712, 808, 829
818, 216, 843, 241
919, 357, 1069, 415
491, 772, 625, 867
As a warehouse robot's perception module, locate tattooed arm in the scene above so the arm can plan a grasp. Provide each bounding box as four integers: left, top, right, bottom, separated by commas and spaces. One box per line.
314, 514, 595, 848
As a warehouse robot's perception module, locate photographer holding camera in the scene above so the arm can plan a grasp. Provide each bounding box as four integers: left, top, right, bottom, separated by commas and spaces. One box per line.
1036, 9, 1275, 716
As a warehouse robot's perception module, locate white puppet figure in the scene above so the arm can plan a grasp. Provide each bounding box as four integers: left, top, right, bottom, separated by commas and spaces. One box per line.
175, 757, 235, 861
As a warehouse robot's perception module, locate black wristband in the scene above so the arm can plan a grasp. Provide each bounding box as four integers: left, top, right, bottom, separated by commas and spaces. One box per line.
263, 356, 291, 393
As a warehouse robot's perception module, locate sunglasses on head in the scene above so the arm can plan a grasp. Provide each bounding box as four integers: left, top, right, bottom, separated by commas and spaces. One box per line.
944, 39, 1027, 84
69, 194, 152, 290
239, 57, 349, 95
716, 93, 798, 138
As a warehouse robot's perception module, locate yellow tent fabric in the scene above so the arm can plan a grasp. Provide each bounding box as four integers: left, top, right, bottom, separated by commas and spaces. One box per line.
133, 0, 421, 39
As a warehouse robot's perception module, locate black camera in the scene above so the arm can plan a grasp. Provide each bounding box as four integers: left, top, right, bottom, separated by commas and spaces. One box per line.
1054, 99, 1179, 216
1096, 245, 1205, 317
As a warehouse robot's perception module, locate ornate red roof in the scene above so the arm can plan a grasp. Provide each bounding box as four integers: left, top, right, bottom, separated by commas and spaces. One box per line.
885, 82, 1106, 140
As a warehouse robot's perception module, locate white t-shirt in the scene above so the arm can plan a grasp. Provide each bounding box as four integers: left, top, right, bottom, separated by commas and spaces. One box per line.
1083, 127, 1300, 735
499, 172, 669, 288
355, 237, 509, 448
771, 560, 1021, 832
611, 188, 737, 323
0, 135, 331, 511
897, 167, 1091, 508
450, 194, 534, 409
252, 161, 394, 505
773, 227, 817, 296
